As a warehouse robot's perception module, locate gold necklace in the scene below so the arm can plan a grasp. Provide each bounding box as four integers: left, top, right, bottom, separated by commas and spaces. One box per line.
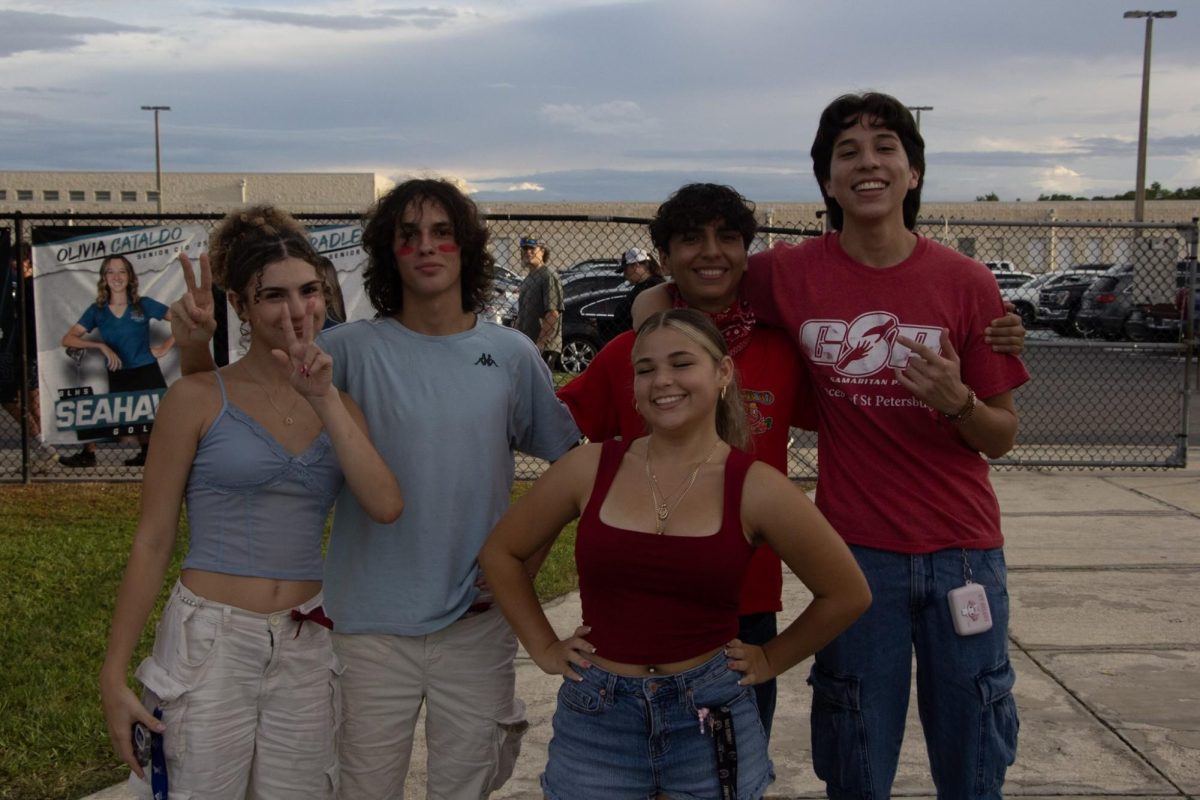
644, 437, 721, 534
251, 376, 301, 425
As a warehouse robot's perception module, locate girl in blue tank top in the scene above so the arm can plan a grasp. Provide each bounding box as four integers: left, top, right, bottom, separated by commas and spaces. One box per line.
99, 206, 404, 799
481, 309, 871, 800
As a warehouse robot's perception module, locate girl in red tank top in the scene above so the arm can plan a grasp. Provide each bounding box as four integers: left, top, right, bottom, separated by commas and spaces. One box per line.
481, 309, 870, 799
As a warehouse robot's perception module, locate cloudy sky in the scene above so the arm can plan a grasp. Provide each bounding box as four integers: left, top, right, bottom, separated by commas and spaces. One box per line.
1, 0, 1196, 202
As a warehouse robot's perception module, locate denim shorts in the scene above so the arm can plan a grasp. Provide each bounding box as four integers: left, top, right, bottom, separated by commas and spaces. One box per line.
541, 651, 774, 800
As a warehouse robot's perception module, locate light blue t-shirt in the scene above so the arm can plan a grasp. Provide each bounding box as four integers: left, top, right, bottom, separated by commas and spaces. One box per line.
318, 316, 580, 635
77, 298, 168, 370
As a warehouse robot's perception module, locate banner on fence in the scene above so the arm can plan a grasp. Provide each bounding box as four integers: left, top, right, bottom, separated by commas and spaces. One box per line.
32, 225, 207, 445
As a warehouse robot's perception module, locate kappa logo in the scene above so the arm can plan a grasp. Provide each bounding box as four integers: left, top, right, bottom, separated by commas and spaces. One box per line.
474, 353, 499, 367
800, 312, 942, 377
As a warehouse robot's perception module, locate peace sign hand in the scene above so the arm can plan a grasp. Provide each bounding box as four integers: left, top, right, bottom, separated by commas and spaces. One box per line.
171, 253, 217, 347
894, 330, 971, 416
272, 299, 333, 398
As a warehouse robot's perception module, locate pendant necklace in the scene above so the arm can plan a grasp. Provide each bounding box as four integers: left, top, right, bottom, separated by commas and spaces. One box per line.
644, 437, 721, 534
252, 376, 301, 425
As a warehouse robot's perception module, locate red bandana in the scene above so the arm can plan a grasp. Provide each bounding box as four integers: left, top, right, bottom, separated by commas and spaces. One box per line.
666, 284, 757, 356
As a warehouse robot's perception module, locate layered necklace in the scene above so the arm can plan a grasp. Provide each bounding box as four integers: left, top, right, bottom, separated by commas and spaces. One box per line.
643, 437, 722, 534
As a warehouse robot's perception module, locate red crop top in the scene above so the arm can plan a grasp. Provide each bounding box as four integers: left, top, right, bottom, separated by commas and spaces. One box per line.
576, 438, 757, 664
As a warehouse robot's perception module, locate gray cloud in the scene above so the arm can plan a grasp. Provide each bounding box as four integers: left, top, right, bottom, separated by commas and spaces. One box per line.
0, 10, 155, 58
468, 169, 824, 203
377, 7, 458, 19
211, 7, 458, 31
933, 133, 1200, 170
11, 85, 95, 96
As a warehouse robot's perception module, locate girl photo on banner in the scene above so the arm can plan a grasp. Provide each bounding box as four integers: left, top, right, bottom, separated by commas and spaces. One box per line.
33, 224, 207, 465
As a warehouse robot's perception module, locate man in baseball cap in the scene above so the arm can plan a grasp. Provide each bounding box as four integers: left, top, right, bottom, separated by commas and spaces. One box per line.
515, 234, 563, 367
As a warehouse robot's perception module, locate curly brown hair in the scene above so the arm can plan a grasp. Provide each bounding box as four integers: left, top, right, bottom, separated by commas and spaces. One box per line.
361, 179, 494, 318
208, 205, 325, 304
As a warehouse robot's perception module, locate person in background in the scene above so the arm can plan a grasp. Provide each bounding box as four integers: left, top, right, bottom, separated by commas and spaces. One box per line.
1, 247, 56, 471
557, 184, 815, 741
610, 247, 664, 333
514, 234, 564, 367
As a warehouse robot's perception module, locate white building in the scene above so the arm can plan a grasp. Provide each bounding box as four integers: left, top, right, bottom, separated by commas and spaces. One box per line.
0, 171, 392, 214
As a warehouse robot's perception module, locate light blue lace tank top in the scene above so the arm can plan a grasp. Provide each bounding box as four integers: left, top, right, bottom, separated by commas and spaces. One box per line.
181, 371, 343, 581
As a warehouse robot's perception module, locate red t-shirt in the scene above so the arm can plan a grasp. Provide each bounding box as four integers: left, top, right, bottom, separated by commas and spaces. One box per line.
743, 234, 1030, 554
557, 324, 814, 614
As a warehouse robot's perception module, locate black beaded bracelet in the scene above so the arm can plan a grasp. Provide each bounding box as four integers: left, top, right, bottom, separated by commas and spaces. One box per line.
944, 386, 977, 424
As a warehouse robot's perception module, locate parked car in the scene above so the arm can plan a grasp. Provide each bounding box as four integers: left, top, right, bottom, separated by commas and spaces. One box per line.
561, 258, 622, 284
984, 260, 1016, 272
1125, 262, 1199, 342
1075, 264, 1135, 340
1036, 264, 1117, 336
992, 271, 1035, 291
558, 282, 634, 373
483, 266, 521, 325
1002, 271, 1095, 328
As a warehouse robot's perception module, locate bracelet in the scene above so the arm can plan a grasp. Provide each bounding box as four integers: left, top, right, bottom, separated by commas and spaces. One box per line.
944, 386, 977, 424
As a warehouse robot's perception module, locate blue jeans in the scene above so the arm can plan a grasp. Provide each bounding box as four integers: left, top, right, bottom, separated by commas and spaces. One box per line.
738, 612, 778, 741
808, 546, 1019, 800
542, 651, 774, 800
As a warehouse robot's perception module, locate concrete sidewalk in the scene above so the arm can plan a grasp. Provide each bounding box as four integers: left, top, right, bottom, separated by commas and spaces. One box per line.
87, 455, 1200, 800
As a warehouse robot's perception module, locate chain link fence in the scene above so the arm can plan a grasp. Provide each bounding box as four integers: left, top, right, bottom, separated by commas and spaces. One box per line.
2, 211, 1195, 482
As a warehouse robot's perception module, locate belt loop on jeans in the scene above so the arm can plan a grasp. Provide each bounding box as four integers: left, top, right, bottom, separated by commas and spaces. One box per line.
222, 605, 232, 632
673, 672, 690, 706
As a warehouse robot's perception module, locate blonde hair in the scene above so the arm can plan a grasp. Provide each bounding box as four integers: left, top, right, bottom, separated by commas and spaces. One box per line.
635, 308, 749, 450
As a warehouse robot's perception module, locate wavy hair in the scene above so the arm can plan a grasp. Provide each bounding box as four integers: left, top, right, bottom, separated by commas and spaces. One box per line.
96, 255, 141, 312
649, 183, 757, 255
208, 205, 324, 303
361, 178, 494, 318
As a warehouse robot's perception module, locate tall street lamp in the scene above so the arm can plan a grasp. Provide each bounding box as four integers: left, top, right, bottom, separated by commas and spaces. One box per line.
1123, 10, 1176, 222
907, 105, 933, 132
140, 105, 171, 214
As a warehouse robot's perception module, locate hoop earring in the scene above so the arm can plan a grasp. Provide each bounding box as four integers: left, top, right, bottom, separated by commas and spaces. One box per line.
720, 385, 727, 401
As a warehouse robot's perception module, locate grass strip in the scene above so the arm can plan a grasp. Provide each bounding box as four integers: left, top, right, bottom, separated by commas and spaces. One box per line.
0, 482, 576, 800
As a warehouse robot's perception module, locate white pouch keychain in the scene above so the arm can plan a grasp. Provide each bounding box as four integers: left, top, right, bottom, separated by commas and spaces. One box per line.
947, 549, 993, 636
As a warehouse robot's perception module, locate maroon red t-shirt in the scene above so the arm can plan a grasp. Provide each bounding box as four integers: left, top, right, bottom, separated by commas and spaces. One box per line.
743, 234, 1029, 554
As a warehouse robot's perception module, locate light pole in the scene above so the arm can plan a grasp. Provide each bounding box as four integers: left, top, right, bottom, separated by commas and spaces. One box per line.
140, 105, 171, 214
907, 105, 933, 132
1123, 10, 1176, 222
